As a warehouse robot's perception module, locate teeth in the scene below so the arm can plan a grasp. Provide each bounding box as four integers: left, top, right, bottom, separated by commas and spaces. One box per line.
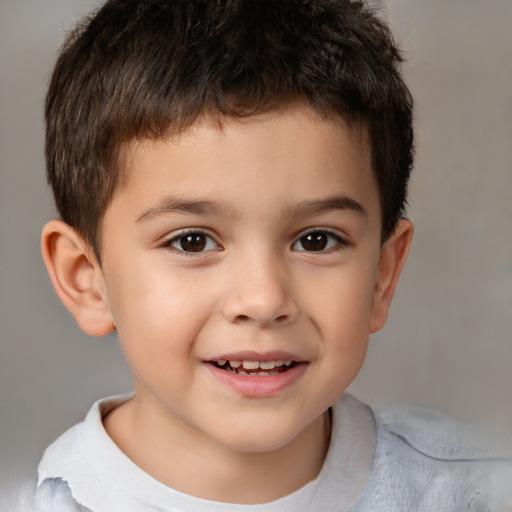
242, 360, 260, 370
241, 360, 291, 370
218, 359, 295, 371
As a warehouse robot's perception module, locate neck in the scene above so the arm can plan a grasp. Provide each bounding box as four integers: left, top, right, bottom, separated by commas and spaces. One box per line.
104, 396, 332, 504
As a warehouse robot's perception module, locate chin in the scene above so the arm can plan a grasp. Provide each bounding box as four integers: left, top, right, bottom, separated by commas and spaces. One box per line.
223, 434, 296, 454
212, 414, 316, 455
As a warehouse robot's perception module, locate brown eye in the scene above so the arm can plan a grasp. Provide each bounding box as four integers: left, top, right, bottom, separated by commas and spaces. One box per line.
179, 234, 207, 252
293, 230, 345, 252
168, 232, 219, 253
300, 233, 328, 251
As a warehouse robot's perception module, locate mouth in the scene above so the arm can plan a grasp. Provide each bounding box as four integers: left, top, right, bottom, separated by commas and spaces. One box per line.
205, 355, 307, 397
210, 359, 298, 376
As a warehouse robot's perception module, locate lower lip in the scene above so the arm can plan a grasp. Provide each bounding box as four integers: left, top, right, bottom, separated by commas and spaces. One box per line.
204, 363, 307, 398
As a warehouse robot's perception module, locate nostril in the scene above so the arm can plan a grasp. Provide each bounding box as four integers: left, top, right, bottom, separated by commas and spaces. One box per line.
234, 313, 288, 324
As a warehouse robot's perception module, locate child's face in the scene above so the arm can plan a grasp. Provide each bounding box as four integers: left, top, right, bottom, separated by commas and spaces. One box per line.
98, 104, 393, 453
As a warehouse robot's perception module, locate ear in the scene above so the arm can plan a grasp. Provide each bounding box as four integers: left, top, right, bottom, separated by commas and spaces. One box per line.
41, 219, 115, 336
369, 219, 414, 333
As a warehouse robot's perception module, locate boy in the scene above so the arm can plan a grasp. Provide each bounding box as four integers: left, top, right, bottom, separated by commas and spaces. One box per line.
34, 0, 511, 510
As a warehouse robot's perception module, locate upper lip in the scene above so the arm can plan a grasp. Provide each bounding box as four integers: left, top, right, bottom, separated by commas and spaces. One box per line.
205, 351, 306, 363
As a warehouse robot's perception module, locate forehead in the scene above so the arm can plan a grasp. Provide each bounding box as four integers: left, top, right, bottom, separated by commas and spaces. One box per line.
113, 104, 377, 221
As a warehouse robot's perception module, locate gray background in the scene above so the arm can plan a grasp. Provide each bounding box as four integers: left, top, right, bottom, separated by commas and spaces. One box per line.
1, 0, 511, 507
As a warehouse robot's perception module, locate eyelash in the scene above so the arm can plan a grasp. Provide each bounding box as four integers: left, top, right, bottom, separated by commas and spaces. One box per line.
158, 229, 220, 256
292, 228, 349, 253
159, 228, 349, 255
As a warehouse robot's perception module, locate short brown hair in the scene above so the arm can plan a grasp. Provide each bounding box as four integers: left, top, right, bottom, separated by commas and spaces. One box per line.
45, 0, 414, 256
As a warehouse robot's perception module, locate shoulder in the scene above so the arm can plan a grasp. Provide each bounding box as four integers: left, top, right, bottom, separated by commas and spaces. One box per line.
35, 414, 101, 511
35, 394, 132, 512
374, 403, 512, 466
358, 403, 512, 511
35, 478, 92, 512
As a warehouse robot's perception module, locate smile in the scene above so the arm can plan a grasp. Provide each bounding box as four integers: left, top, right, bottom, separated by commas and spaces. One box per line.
206, 358, 307, 398
212, 359, 296, 376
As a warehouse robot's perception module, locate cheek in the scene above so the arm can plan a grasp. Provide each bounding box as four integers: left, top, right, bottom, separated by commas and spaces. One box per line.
302, 264, 377, 334
300, 264, 376, 391
318, 297, 371, 395
105, 266, 215, 372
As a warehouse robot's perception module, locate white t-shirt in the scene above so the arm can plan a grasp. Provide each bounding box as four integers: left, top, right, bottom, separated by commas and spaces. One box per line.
34, 393, 512, 512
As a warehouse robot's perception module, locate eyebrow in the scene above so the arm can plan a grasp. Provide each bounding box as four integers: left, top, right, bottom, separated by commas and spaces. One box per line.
283, 195, 367, 219
137, 197, 226, 222
136, 194, 366, 223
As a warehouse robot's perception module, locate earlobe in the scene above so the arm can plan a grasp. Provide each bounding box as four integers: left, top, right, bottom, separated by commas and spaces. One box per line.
41, 219, 115, 336
369, 219, 414, 333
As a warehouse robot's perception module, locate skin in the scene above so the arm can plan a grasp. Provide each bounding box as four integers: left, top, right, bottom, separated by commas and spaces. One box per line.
42, 104, 413, 504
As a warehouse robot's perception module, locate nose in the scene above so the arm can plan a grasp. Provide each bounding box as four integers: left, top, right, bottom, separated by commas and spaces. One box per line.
221, 251, 299, 327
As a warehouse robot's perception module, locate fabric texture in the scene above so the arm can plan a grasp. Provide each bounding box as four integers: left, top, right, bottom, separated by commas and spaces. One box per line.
34, 393, 512, 512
